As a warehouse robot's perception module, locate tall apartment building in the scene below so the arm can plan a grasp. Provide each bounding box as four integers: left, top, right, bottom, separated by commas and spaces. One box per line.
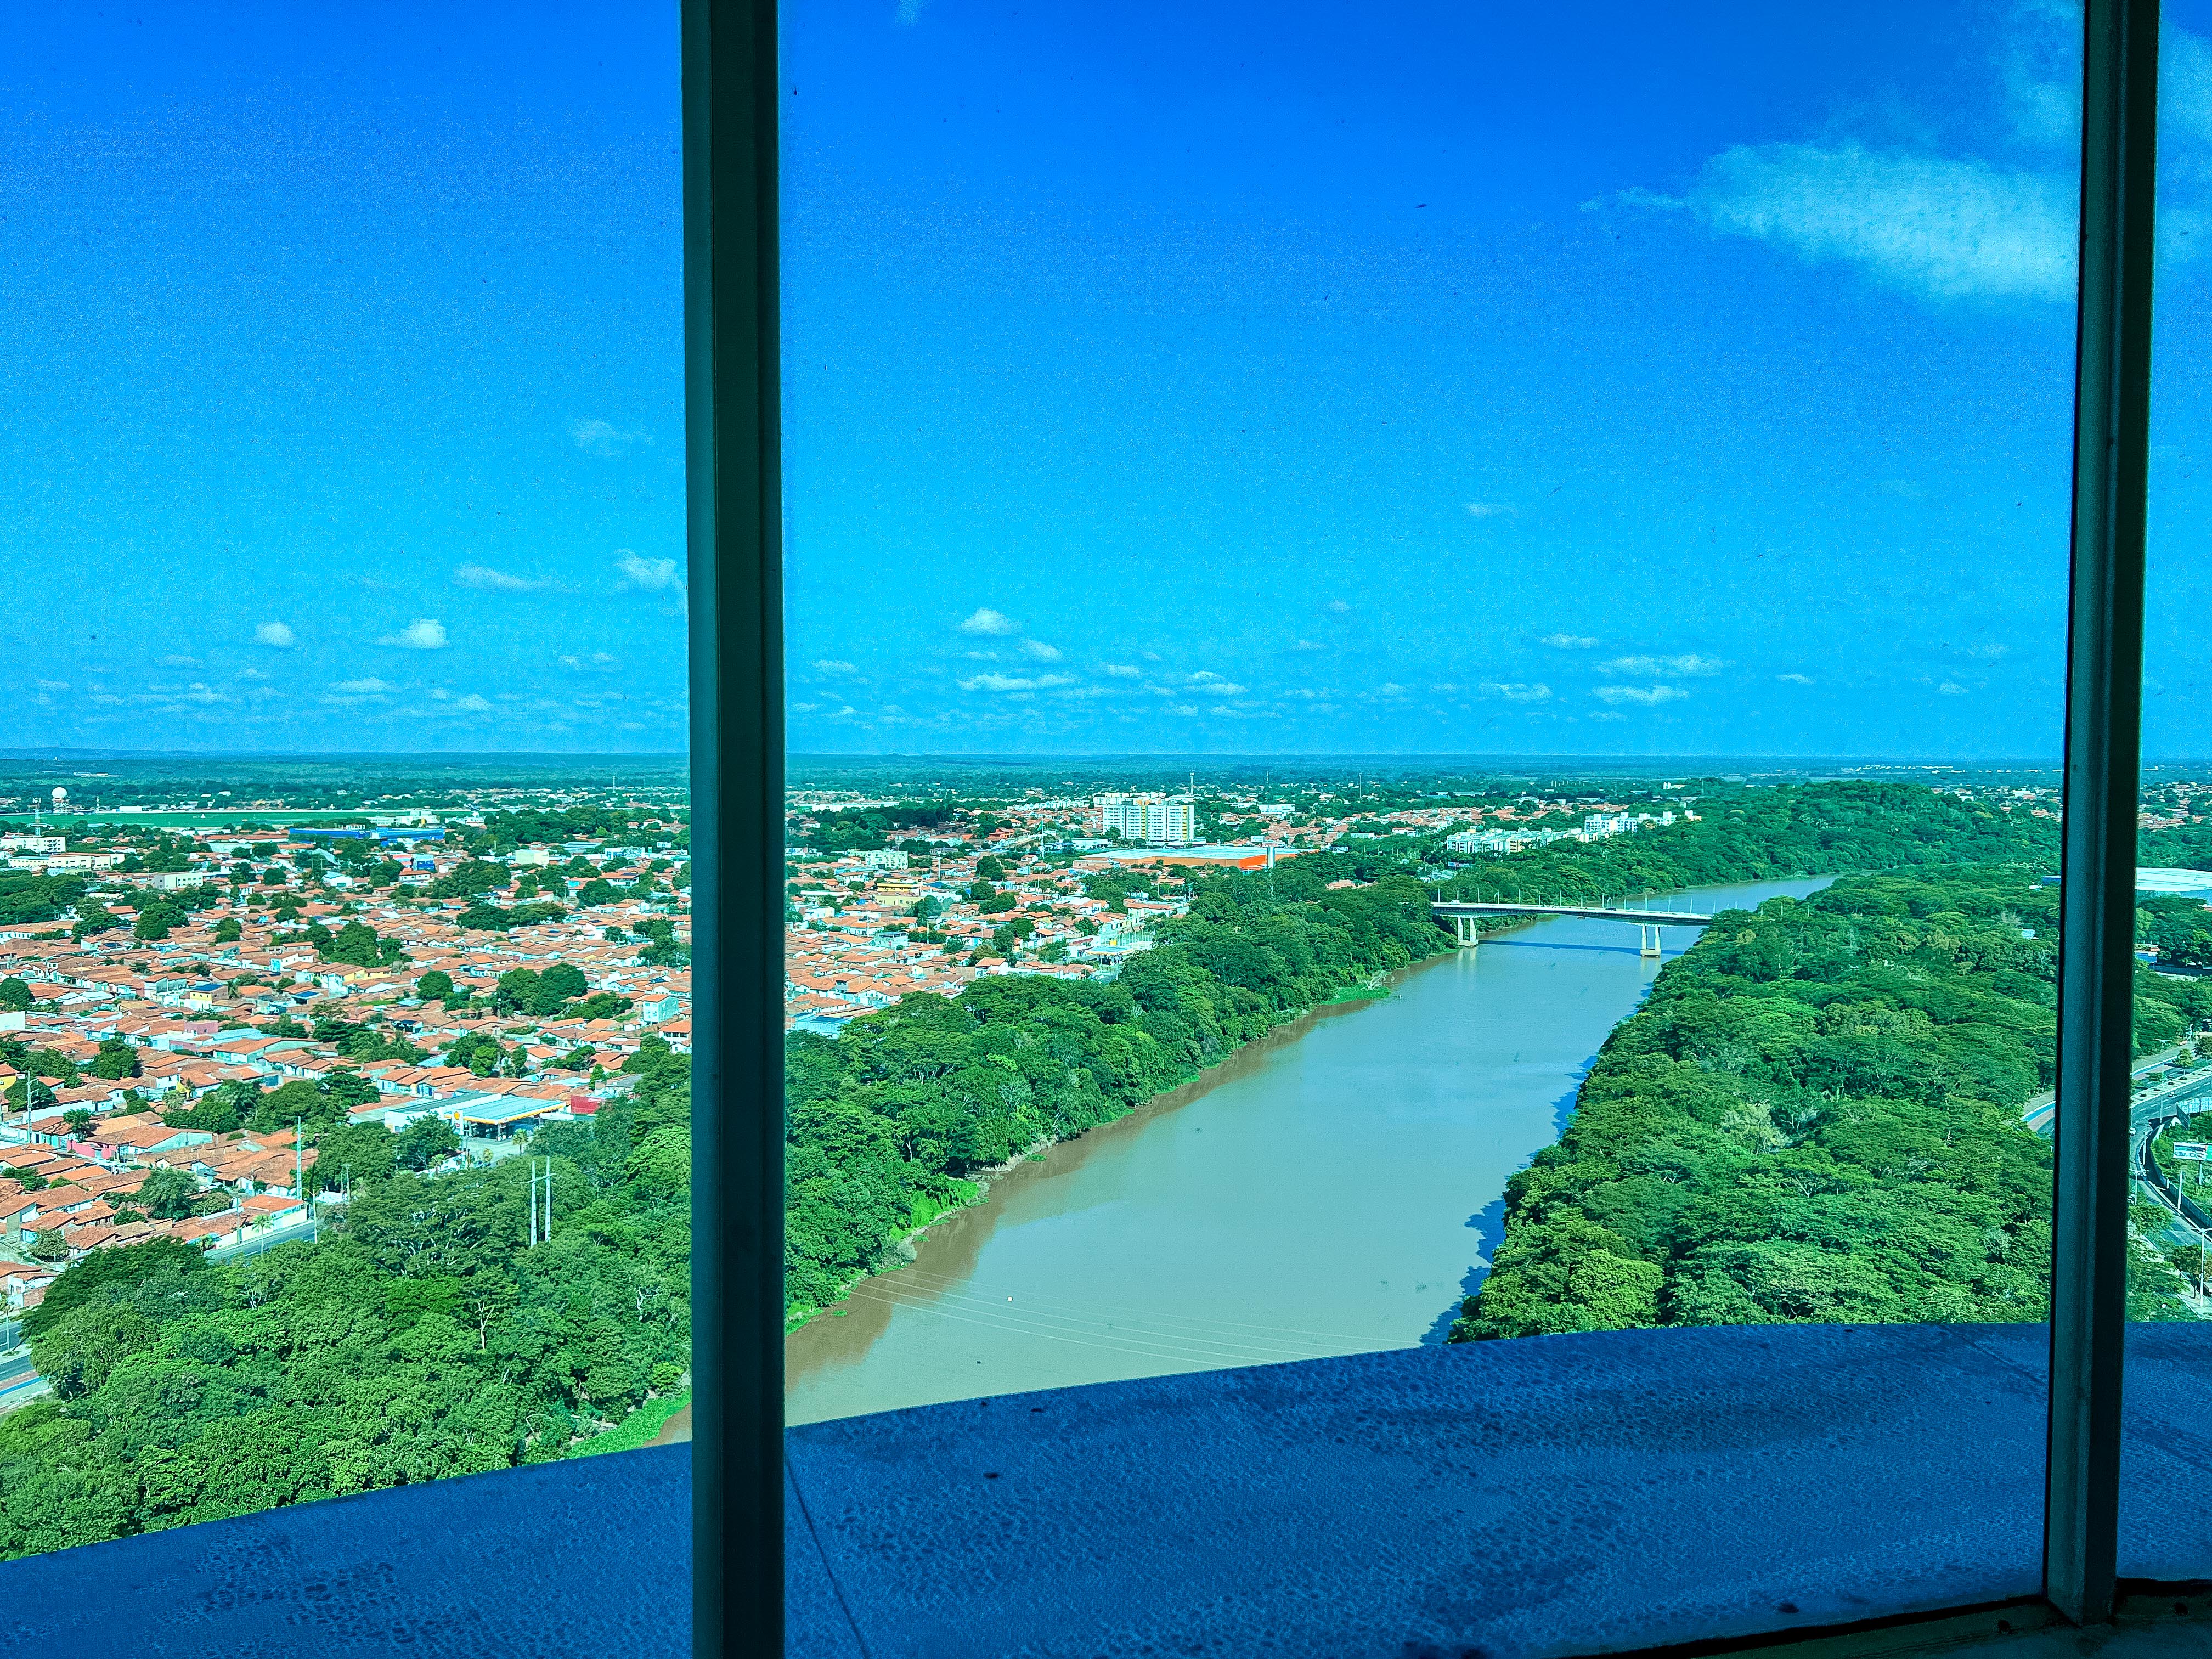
1091, 792, 1197, 846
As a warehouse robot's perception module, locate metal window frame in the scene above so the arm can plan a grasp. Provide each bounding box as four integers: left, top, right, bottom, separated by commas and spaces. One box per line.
2047, 0, 2160, 1628
681, 0, 2168, 1650
685, 0, 785, 1654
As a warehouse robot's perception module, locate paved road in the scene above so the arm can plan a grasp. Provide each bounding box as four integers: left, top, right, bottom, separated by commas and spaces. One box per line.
0, 1353, 43, 1404
2018, 1042, 2196, 1136
205, 1223, 318, 1263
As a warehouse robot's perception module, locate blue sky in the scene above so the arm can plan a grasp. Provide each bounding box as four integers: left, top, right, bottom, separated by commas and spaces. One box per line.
2, 3, 686, 753
9, 3, 2212, 758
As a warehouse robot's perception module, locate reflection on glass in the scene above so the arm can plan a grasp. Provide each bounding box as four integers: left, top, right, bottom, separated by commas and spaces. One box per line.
0, 5, 686, 1559
2121, 0, 2212, 1586
782, 0, 2075, 1444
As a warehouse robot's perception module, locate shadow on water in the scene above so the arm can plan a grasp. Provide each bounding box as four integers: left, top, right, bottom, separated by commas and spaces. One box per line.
1417, 1068, 1600, 1345
1420, 1197, 1508, 1344
1549, 1070, 1593, 1139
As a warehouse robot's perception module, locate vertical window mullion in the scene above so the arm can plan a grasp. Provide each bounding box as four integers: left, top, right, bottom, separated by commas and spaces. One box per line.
2047, 0, 2159, 1626
684, 1, 786, 1655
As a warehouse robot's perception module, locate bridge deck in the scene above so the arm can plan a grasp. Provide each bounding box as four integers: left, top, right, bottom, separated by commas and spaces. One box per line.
1430, 902, 1713, 926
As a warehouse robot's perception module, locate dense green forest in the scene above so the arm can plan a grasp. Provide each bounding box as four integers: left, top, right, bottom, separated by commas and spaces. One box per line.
0, 1049, 693, 1560
1450, 865, 2209, 1341
783, 865, 1447, 1317
8, 778, 2202, 1555
781, 783, 2062, 1322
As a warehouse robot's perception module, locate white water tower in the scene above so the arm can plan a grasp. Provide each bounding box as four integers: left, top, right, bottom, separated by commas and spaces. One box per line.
52, 787, 67, 808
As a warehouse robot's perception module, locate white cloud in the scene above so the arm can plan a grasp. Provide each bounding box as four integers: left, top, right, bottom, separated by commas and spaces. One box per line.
1541, 633, 1597, 649
1018, 640, 1063, 662
1294, 639, 1328, 652
1284, 688, 1334, 700
1481, 681, 1553, 702
255, 621, 296, 648
454, 692, 496, 712
557, 652, 622, 672
570, 417, 649, 456
455, 562, 556, 592
331, 677, 397, 695
958, 672, 1076, 692
1465, 503, 1516, 518
897, 0, 929, 20
1939, 682, 1971, 696
812, 659, 858, 675
957, 607, 1016, 635
1593, 684, 1689, 706
614, 551, 682, 592
1590, 710, 1627, 722
1776, 673, 1815, 685
1601, 653, 1724, 678
1328, 599, 1350, 613
1615, 140, 2075, 302
1964, 642, 2011, 660
1197, 680, 1248, 696
1102, 663, 1141, 677
34, 678, 67, 691
379, 618, 449, 650
159, 654, 197, 667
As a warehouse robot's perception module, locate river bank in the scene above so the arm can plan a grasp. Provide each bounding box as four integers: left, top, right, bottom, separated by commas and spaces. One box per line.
784, 935, 1461, 1333
785, 876, 1831, 1424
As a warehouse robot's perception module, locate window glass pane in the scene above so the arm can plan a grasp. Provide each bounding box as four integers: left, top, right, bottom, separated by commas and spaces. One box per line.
783, 0, 2074, 1647
0, 3, 687, 1559
2121, 0, 2212, 1583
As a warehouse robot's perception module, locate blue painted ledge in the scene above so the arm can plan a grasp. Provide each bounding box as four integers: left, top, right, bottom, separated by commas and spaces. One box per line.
7, 1323, 2212, 1659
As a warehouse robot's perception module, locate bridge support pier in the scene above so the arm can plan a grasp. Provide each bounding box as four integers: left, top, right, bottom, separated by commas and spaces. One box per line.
1454, 913, 1479, 949
1640, 924, 1661, 959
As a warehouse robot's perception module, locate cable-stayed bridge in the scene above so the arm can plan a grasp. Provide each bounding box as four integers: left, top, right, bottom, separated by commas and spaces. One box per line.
1430, 899, 1715, 958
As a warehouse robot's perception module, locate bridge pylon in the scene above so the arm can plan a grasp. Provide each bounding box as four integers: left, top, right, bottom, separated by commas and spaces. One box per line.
1453, 913, 1480, 949
1639, 923, 1661, 959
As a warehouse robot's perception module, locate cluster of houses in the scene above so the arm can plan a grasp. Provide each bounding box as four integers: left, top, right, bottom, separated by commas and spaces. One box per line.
0, 818, 693, 1296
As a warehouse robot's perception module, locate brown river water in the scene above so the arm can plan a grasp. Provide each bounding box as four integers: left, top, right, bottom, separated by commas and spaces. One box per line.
782, 877, 1831, 1425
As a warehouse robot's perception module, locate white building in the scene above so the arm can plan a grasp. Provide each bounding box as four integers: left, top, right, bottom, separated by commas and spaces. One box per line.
860, 848, 910, 871
1092, 793, 1197, 846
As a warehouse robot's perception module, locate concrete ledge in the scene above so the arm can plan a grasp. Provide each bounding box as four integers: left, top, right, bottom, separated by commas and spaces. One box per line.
6, 1324, 2212, 1658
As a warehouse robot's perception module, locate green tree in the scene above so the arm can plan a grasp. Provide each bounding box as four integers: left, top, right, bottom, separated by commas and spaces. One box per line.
136, 1167, 203, 1221
325, 919, 382, 968
312, 1120, 399, 1192
0, 978, 31, 1012
394, 1115, 462, 1171
416, 968, 455, 1001
88, 1039, 140, 1081
71, 902, 120, 940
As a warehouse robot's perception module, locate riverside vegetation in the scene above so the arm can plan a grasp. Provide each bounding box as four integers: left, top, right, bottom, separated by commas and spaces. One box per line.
0, 1042, 693, 1560
782, 782, 2070, 1323
1449, 863, 2210, 1341
0, 779, 2170, 1558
